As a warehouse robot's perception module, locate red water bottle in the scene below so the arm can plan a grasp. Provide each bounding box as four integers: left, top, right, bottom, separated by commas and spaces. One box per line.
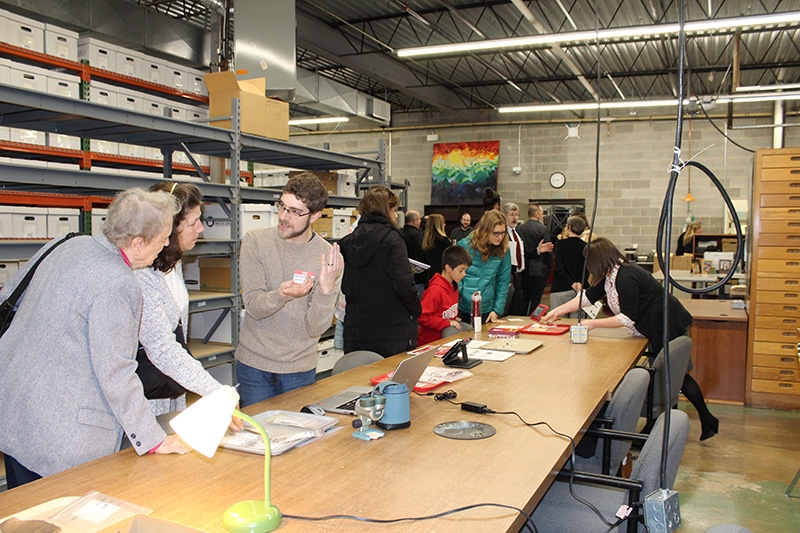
471, 291, 482, 332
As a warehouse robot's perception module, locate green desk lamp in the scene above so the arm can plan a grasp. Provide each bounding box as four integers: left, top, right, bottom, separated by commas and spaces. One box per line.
170, 386, 281, 532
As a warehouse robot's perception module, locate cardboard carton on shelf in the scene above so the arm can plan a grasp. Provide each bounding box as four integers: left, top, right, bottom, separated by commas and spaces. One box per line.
203, 71, 289, 141
198, 257, 231, 291
311, 208, 334, 238
289, 170, 338, 196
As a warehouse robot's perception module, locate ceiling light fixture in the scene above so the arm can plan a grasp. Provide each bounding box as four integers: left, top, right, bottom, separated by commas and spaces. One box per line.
396, 12, 800, 57
288, 117, 350, 126
735, 83, 800, 92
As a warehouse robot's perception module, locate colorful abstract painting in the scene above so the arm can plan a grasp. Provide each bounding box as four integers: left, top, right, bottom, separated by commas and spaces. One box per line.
431, 141, 499, 205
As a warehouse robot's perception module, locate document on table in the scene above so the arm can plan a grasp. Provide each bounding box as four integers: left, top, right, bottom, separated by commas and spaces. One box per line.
441, 339, 515, 362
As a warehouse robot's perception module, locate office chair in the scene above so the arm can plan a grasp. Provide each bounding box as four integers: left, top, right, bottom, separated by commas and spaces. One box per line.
571, 367, 650, 476
332, 350, 383, 375
530, 410, 690, 533
641, 336, 692, 432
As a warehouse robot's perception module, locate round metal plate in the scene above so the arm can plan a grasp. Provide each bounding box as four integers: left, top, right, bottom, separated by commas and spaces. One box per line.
433, 420, 497, 440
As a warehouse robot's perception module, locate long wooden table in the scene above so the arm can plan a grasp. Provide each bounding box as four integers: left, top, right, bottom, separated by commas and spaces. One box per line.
0, 319, 647, 532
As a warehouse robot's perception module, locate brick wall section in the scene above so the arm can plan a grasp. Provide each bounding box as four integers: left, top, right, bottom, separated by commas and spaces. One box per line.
284, 117, 798, 253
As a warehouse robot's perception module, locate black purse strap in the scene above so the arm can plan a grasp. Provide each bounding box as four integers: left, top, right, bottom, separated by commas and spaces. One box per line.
3, 232, 84, 309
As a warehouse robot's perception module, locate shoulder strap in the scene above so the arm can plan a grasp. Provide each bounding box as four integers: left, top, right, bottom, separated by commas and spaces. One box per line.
3, 232, 84, 308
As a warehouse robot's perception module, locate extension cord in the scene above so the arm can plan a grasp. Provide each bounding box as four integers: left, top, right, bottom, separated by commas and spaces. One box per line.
644, 489, 681, 533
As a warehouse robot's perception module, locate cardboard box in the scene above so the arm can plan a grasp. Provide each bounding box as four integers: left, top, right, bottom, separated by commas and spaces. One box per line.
311, 207, 334, 238
99, 514, 204, 533
204, 71, 289, 141
289, 171, 338, 196
199, 257, 231, 291
315, 338, 338, 373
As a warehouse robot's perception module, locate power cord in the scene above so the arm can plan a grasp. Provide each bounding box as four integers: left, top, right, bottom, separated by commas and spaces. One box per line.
283, 502, 539, 531
463, 402, 641, 531
413, 389, 457, 401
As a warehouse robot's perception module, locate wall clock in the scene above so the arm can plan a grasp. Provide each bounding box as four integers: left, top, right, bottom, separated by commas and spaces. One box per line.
549, 172, 566, 189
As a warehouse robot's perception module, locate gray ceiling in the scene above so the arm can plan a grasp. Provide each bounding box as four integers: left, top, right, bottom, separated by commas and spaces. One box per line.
142, 1, 800, 122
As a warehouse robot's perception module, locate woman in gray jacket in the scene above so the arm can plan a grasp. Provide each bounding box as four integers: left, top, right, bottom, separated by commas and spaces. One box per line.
0, 188, 190, 489
135, 182, 223, 417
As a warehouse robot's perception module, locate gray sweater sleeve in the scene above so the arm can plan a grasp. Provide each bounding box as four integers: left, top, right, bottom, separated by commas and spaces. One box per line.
136, 267, 221, 397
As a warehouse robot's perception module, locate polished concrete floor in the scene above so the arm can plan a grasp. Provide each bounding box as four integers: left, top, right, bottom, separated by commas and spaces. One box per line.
670, 401, 800, 532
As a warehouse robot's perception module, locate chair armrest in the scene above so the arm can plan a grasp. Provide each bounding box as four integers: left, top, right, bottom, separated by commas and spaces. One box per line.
555, 470, 644, 533
584, 427, 649, 447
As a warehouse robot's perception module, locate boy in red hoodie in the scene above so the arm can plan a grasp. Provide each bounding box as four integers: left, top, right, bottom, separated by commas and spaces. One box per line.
418, 245, 472, 345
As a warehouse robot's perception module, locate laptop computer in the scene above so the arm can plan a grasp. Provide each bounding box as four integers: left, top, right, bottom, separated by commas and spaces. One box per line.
480, 338, 544, 354
314, 347, 436, 415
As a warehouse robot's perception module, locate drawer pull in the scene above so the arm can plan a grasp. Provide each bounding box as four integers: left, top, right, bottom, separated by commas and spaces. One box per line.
790, 236, 800, 240
784, 293, 799, 298
786, 281, 799, 285
784, 319, 798, 324
779, 383, 794, 388
792, 183, 800, 188
792, 197, 800, 201
786, 263, 800, 267
783, 332, 797, 337
782, 306, 798, 311
780, 370, 796, 375
781, 357, 795, 362
789, 222, 800, 227
788, 249, 800, 254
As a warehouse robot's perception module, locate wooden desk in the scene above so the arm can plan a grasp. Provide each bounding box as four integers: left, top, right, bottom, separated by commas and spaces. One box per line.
682, 300, 749, 404
0, 320, 647, 532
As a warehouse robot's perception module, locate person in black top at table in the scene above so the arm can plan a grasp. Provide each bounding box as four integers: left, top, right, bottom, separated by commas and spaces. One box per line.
675, 221, 702, 256
542, 238, 719, 441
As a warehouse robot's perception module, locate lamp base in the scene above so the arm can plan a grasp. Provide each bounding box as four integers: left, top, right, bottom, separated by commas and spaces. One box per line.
223, 500, 281, 533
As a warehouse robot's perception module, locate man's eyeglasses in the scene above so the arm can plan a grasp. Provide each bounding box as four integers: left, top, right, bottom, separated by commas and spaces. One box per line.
276, 199, 310, 218
491, 231, 506, 237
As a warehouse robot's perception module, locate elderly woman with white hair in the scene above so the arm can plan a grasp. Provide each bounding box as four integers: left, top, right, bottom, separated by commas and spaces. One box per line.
0, 187, 192, 489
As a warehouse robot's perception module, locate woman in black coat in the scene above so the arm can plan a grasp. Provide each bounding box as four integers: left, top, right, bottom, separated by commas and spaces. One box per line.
339, 186, 421, 357
421, 213, 452, 286
543, 238, 719, 441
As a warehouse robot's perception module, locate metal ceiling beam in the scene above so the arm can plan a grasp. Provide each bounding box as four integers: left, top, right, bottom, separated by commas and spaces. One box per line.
296, 10, 484, 122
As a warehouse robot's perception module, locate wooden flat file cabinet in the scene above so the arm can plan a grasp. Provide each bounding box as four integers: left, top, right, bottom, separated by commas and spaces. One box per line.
747, 148, 800, 409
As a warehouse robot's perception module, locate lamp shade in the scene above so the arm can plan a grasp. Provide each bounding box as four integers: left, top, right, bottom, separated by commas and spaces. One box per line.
170, 385, 239, 457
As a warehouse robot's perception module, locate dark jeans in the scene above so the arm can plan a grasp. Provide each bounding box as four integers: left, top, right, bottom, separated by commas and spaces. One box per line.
235, 363, 316, 408
4, 453, 42, 489
522, 275, 547, 314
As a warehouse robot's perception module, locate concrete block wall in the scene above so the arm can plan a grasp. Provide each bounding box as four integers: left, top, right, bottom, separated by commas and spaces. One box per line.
290, 116, 798, 253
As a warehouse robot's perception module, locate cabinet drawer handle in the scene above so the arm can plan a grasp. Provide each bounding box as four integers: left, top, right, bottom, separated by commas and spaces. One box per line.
779, 383, 794, 388
784, 319, 798, 324
781, 357, 795, 362
788, 249, 800, 253
786, 263, 800, 267
783, 332, 798, 337
786, 281, 799, 285
792, 183, 800, 188
783, 306, 798, 311
780, 370, 796, 375
784, 293, 799, 298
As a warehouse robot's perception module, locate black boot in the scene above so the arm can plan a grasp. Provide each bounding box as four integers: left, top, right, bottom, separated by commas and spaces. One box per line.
681, 374, 719, 441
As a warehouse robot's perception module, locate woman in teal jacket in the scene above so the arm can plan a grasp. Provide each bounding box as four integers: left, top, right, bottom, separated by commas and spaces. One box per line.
457, 210, 511, 324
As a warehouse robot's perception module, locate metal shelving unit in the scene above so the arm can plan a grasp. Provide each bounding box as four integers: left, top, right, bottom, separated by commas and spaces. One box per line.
0, 82, 383, 370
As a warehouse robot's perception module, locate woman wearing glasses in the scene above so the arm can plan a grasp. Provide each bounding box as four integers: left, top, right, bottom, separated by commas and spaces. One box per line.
339, 185, 421, 357
456, 209, 511, 325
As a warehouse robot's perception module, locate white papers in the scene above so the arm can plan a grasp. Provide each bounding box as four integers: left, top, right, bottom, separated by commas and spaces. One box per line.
441, 339, 515, 361
409, 258, 430, 274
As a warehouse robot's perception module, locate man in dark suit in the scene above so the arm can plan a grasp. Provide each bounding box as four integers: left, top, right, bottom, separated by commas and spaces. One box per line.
402, 210, 426, 298
516, 204, 554, 315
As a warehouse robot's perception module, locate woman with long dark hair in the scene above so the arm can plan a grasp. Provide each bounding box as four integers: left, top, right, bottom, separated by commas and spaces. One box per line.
339, 186, 421, 357
542, 237, 719, 440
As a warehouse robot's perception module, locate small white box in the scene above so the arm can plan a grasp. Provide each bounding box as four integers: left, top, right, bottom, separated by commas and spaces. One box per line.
117, 87, 144, 112
116, 47, 144, 79
6, 12, 44, 53
89, 81, 118, 106
166, 66, 188, 91
10, 206, 48, 238
338, 170, 357, 197
78, 37, 117, 72
240, 204, 275, 235
188, 67, 208, 96
91, 207, 108, 236
9, 127, 45, 146
143, 60, 166, 85
183, 258, 200, 289
10, 65, 47, 93
0, 261, 19, 288
315, 339, 338, 373
164, 104, 185, 121
201, 203, 231, 239
44, 23, 78, 61
46, 207, 80, 237
332, 214, 352, 239
90, 138, 118, 155
47, 71, 81, 99
118, 142, 145, 159
47, 132, 81, 151
142, 97, 165, 117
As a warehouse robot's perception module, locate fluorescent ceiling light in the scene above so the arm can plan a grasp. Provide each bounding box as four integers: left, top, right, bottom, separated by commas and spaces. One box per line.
722, 91, 800, 103
736, 83, 800, 92
288, 117, 350, 126
397, 11, 800, 57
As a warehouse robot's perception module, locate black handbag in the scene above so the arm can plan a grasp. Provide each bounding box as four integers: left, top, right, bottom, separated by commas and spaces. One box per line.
0, 232, 83, 338
136, 322, 189, 400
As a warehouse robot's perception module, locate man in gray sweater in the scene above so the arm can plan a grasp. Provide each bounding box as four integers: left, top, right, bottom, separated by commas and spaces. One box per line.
236, 173, 343, 406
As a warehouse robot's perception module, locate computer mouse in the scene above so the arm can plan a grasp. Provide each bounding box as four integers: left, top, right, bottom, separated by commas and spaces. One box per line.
300, 404, 326, 416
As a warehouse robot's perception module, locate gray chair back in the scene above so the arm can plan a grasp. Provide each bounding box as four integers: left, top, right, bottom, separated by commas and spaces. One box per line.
575, 367, 649, 474
632, 410, 690, 497
332, 350, 383, 375
645, 336, 692, 418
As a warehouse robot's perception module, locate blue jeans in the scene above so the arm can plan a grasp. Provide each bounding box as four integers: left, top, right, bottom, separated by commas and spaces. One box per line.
235, 363, 316, 408
4, 453, 41, 489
